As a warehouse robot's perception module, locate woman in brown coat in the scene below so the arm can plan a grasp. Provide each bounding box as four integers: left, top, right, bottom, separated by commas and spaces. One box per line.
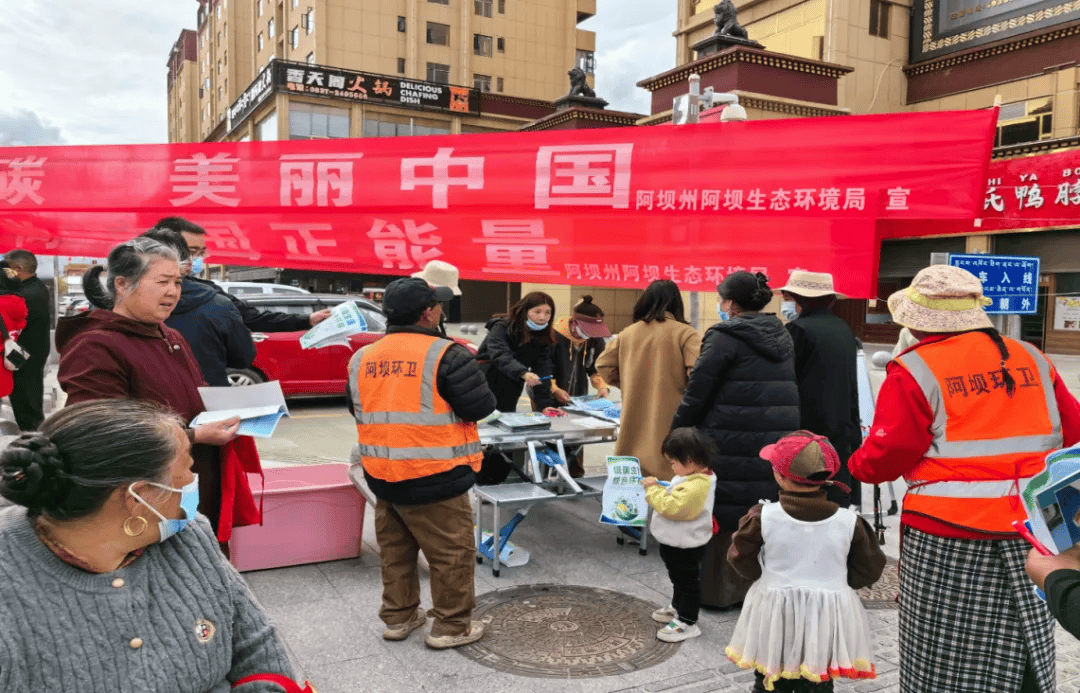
596, 280, 701, 480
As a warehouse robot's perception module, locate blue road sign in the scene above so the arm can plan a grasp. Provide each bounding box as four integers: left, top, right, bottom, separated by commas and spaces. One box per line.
948, 254, 1040, 315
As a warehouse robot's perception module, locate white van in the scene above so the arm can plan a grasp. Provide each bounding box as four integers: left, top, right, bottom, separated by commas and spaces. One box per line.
212, 281, 310, 297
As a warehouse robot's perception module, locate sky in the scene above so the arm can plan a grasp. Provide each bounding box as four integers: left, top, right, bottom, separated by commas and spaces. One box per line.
0, 0, 675, 147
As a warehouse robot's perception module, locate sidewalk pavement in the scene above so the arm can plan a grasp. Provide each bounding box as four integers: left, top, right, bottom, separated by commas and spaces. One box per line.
16, 339, 1080, 692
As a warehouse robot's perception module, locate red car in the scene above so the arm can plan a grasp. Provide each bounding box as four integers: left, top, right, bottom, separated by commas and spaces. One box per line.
227, 294, 475, 397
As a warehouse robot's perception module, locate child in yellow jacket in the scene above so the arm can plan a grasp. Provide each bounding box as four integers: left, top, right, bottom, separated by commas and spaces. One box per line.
642, 427, 718, 642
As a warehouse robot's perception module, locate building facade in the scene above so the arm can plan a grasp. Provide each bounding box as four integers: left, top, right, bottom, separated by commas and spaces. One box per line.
166, 0, 598, 321
167, 30, 201, 143
663, 0, 1080, 351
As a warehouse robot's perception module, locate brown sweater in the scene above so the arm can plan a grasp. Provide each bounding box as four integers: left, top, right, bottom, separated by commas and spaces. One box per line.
727, 489, 886, 589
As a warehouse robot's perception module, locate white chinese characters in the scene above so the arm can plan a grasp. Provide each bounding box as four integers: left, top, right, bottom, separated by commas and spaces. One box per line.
170, 152, 241, 207
0, 156, 47, 205
536, 144, 633, 209
280, 153, 364, 207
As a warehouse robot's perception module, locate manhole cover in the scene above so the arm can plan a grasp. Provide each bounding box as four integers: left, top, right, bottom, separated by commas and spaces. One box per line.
858, 558, 899, 609
458, 584, 680, 678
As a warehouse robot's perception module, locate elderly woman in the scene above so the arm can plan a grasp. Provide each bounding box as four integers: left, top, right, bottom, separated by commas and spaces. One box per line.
597, 280, 702, 481
0, 399, 304, 692
671, 271, 799, 609
850, 265, 1080, 693
55, 238, 243, 541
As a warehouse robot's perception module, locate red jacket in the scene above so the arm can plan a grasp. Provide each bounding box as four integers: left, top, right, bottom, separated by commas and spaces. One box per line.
849, 334, 1080, 539
57, 310, 261, 538
0, 294, 28, 398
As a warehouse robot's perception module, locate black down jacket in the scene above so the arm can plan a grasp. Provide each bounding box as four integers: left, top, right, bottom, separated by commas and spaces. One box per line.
474, 318, 557, 411
670, 312, 800, 529
164, 279, 256, 387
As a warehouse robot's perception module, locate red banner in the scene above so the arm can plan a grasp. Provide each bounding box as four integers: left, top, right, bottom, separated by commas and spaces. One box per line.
0, 110, 995, 298
978, 148, 1080, 232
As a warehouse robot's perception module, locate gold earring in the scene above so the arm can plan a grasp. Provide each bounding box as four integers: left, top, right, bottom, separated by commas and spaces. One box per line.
123, 515, 148, 537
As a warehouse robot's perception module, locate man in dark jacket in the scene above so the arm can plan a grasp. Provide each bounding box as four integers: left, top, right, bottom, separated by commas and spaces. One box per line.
141, 229, 256, 387
778, 270, 863, 508
5, 250, 50, 431
347, 277, 496, 650
151, 217, 331, 333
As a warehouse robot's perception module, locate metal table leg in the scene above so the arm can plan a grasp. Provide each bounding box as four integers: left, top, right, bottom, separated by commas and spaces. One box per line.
491, 499, 501, 577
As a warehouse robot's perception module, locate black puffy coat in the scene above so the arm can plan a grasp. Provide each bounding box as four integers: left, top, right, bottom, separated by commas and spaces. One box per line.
474, 318, 556, 411
164, 279, 256, 387
670, 312, 800, 529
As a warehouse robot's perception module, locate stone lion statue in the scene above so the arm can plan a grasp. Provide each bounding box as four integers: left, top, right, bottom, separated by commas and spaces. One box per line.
567, 67, 596, 98
714, 0, 749, 40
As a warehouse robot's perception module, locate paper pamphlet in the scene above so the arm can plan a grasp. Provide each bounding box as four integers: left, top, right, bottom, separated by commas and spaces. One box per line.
492, 413, 552, 431
566, 396, 621, 422
299, 301, 367, 350
599, 456, 648, 527
191, 380, 290, 438
1022, 445, 1080, 553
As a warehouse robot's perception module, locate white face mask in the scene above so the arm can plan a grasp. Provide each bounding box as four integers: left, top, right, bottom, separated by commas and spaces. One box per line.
780, 301, 799, 321
128, 475, 200, 542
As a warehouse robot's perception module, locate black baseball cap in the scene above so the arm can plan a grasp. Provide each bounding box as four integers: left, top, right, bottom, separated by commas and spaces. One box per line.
382, 277, 453, 322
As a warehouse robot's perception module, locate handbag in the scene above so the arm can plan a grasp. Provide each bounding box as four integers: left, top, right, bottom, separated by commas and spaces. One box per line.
0, 316, 28, 371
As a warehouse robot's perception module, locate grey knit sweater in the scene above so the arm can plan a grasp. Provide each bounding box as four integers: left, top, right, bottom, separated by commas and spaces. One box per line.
0, 506, 295, 692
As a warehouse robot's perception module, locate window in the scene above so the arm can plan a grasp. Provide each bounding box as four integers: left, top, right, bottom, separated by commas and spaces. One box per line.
474, 34, 492, 57
217, 31, 221, 44
475, 0, 493, 16
397, 57, 406, 73
217, 60, 221, 74
204, 77, 211, 91
217, 86, 222, 101
290, 26, 299, 49
426, 22, 450, 45
995, 98, 1054, 147
575, 49, 595, 74
497, 37, 505, 52
429, 0, 449, 4
363, 115, 450, 138
426, 62, 450, 84
302, 9, 313, 31
257, 0, 262, 17
397, 16, 406, 32
306, 52, 315, 64
289, 102, 350, 139
869, 0, 890, 38
257, 32, 264, 51
497, 76, 504, 92
292, 0, 299, 7
473, 73, 492, 91
499, 0, 505, 12
257, 111, 278, 140
268, 18, 275, 39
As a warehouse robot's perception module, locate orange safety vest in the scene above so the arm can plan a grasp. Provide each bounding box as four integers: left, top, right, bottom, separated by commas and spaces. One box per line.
896, 332, 1062, 535
349, 333, 482, 483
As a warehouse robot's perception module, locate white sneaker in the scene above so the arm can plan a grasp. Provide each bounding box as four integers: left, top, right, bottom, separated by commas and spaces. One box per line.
651, 604, 677, 623
657, 618, 701, 643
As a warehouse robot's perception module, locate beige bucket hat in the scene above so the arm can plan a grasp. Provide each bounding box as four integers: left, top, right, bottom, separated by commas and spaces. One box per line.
411, 260, 461, 296
887, 265, 993, 333
777, 270, 846, 299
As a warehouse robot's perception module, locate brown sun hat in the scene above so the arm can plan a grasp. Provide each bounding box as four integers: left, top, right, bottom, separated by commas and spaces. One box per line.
776, 270, 846, 299
887, 265, 993, 333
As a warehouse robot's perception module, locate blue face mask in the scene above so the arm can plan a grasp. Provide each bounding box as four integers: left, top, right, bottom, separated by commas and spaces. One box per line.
129, 475, 200, 542
526, 319, 548, 331
189, 257, 205, 276
716, 304, 729, 322
780, 301, 799, 321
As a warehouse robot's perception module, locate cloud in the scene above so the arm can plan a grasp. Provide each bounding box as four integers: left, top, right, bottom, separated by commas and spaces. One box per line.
0, 1, 676, 144
0, 109, 66, 146
588, 0, 677, 116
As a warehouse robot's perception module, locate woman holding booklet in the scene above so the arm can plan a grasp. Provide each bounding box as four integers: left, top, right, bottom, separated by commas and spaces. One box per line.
849, 265, 1080, 693
56, 238, 247, 546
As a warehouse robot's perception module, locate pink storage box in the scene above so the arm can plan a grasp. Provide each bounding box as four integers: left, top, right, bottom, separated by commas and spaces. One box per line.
229, 463, 366, 572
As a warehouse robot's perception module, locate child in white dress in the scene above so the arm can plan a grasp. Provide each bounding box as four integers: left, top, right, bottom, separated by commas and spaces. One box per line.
726, 431, 886, 692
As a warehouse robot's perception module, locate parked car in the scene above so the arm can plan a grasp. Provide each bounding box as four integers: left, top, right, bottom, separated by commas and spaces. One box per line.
227, 294, 476, 397
213, 281, 310, 297
65, 297, 91, 317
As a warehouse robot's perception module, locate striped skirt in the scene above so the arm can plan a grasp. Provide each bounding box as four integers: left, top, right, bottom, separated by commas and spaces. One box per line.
899, 527, 1056, 693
